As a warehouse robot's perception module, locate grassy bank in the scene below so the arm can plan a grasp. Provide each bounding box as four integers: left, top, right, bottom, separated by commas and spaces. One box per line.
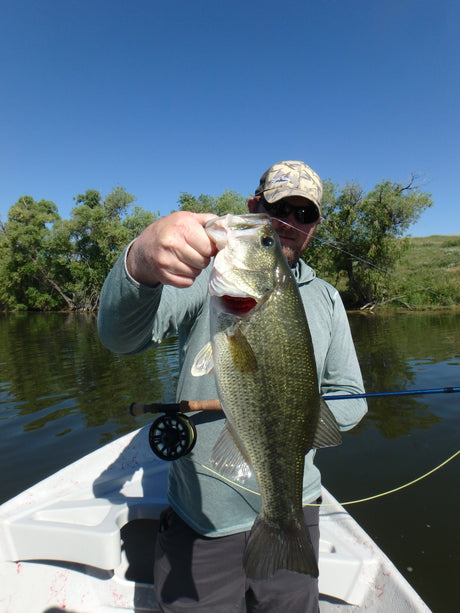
322, 235, 460, 310
388, 235, 460, 308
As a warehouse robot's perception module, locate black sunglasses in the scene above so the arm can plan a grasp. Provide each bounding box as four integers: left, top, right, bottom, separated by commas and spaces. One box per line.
260, 196, 320, 225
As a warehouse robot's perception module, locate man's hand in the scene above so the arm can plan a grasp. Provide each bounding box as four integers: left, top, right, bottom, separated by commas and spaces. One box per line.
126, 211, 218, 288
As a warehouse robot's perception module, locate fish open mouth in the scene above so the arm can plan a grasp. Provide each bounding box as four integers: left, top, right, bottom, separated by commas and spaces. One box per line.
220, 295, 258, 315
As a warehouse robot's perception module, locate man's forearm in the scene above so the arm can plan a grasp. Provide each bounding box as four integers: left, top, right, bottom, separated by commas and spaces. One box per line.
97, 248, 162, 355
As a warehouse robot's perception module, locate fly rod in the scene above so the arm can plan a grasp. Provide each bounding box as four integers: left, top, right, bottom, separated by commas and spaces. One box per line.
323, 386, 460, 401
130, 386, 460, 416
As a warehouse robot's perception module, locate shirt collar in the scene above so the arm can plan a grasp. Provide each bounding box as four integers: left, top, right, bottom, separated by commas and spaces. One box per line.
292, 258, 316, 285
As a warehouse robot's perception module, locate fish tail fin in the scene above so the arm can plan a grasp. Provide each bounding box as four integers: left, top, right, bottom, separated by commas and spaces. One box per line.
243, 512, 319, 580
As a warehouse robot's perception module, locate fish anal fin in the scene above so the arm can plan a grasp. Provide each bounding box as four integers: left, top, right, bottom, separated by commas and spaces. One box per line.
311, 398, 342, 449
191, 342, 214, 377
210, 421, 252, 483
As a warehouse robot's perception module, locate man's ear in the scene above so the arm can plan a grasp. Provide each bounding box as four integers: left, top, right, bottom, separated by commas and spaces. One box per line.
248, 197, 258, 213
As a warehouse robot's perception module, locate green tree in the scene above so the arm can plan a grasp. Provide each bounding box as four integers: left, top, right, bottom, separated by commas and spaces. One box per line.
178, 189, 249, 215
122, 205, 159, 236
308, 176, 433, 307
0, 196, 75, 310
57, 186, 156, 310
0, 187, 157, 312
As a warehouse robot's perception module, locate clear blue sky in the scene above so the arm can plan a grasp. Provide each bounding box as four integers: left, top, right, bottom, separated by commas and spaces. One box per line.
1, 0, 458, 237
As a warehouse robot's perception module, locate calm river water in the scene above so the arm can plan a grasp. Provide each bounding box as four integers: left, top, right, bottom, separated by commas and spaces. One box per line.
0, 311, 459, 612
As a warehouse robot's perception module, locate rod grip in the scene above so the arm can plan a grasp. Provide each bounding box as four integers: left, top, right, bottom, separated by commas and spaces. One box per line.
129, 398, 222, 416
180, 399, 222, 412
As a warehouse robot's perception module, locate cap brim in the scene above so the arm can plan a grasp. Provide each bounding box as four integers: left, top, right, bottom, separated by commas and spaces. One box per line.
262, 187, 321, 215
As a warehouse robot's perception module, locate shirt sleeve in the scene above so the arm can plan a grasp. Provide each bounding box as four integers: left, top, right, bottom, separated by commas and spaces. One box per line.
320, 292, 368, 431
97, 244, 209, 355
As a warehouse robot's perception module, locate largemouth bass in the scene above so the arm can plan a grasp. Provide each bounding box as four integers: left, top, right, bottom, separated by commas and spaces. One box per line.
192, 213, 341, 580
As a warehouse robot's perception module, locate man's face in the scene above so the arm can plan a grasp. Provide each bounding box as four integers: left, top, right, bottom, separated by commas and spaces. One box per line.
248, 195, 320, 266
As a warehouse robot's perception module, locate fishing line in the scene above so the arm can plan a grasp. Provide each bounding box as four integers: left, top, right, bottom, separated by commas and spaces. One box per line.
276, 218, 459, 305
186, 457, 261, 496
186, 449, 460, 506
319, 449, 460, 507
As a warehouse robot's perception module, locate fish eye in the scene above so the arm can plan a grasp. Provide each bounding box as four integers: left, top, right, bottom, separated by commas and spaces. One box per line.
261, 235, 274, 248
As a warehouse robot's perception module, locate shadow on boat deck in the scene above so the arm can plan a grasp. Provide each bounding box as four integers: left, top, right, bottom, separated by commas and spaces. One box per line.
43, 609, 80, 613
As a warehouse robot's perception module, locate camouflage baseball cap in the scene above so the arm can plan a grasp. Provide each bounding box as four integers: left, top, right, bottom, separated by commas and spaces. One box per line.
255, 160, 323, 213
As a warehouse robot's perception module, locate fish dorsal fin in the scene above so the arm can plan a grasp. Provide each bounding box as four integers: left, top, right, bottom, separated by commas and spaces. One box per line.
312, 398, 342, 449
210, 421, 253, 483
227, 326, 258, 373
191, 342, 214, 376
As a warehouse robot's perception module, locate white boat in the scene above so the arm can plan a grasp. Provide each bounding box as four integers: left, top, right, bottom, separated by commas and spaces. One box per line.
0, 424, 432, 612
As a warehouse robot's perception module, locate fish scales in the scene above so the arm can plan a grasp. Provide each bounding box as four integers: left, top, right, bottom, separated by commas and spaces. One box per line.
212, 285, 317, 512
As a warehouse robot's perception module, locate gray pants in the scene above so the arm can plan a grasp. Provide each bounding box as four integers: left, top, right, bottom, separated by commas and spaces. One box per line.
154, 505, 320, 613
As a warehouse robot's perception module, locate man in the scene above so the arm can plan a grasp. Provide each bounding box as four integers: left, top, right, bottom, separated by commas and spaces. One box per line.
98, 161, 367, 612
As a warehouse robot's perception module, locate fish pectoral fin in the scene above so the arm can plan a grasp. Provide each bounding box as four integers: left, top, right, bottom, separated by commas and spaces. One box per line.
227, 326, 258, 373
210, 421, 253, 483
311, 398, 342, 449
191, 342, 214, 376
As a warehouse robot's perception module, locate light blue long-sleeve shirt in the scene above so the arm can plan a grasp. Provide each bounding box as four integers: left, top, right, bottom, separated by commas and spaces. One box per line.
98, 247, 367, 536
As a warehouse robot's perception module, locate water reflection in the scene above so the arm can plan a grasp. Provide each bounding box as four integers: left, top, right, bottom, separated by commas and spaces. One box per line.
348, 312, 459, 437
0, 313, 179, 502
1, 311, 458, 480
0, 313, 179, 436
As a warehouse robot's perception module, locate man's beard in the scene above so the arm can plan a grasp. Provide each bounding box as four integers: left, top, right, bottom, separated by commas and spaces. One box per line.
281, 244, 300, 267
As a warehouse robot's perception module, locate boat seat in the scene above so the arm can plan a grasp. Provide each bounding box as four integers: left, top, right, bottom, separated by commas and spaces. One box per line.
0, 428, 170, 571
2, 495, 166, 570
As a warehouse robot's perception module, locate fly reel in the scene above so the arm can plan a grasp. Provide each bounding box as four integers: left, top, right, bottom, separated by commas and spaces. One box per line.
148, 412, 197, 461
